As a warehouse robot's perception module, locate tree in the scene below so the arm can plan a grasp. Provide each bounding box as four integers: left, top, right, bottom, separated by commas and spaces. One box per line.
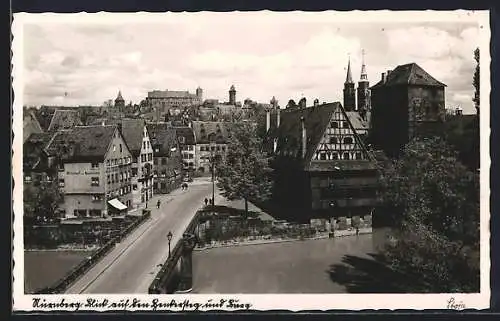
24, 179, 62, 222
379, 137, 479, 292
473, 47, 480, 115
216, 122, 274, 215
286, 99, 297, 109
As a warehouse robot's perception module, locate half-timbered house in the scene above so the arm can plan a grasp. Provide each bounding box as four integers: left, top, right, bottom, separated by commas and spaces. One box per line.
268, 102, 379, 223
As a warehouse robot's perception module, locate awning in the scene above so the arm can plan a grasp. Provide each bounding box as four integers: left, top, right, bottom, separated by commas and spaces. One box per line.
108, 198, 128, 211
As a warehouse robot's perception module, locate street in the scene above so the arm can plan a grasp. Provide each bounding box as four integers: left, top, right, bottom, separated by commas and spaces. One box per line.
65, 177, 221, 294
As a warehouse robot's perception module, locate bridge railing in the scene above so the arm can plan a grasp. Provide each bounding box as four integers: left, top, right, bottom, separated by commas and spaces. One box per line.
34, 210, 152, 294
148, 206, 209, 294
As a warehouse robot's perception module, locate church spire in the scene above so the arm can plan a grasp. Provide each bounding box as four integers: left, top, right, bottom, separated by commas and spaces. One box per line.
345, 55, 354, 84
360, 49, 368, 81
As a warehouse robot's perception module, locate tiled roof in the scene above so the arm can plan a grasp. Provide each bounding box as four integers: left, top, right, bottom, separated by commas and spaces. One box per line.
47, 109, 82, 131
34, 109, 55, 132
345, 111, 370, 131
23, 110, 44, 142
120, 119, 146, 156
371, 63, 446, 89
146, 123, 179, 157
46, 125, 117, 162
23, 132, 55, 171
172, 126, 195, 145
191, 121, 230, 144
274, 103, 340, 163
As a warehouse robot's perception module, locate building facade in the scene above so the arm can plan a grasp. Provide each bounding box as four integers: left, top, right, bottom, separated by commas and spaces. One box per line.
370, 62, 446, 156
120, 119, 154, 209
173, 126, 196, 173
191, 121, 229, 174
269, 102, 379, 223
46, 125, 133, 218
146, 89, 203, 115
147, 123, 183, 194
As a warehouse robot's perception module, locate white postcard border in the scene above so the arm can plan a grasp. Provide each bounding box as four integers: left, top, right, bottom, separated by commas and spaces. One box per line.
11, 10, 491, 311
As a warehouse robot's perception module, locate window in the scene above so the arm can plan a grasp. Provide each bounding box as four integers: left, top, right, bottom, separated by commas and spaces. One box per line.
342, 121, 349, 128
74, 209, 87, 217
332, 152, 339, 160
58, 162, 64, 171
107, 174, 110, 184
133, 184, 138, 190
343, 152, 350, 160
200, 146, 205, 152
106, 160, 110, 167
217, 146, 221, 151
119, 144, 123, 153
179, 136, 185, 144
91, 162, 99, 169
113, 144, 116, 152
91, 177, 100, 186
89, 209, 102, 217
320, 152, 327, 160
162, 158, 167, 165
143, 142, 146, 149
221, 146, 225, 152
148, 153, 153, 161
59, 178, 65, 187
355, 152, 362, 160
329, 137, 337, 144
120, 173, 124, 182
343, 137, 353, 144
91, 195, 101, 201
330, 122, 338, 128
132, 168, 138, 177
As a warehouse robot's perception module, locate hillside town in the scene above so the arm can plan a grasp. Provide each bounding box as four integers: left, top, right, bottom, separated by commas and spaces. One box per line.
23, 51, 480, 295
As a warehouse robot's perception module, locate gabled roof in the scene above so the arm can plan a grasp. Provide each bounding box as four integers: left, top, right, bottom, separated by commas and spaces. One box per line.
274, 103, 340, 164
23, 132, 56, 171
47, 109, 82, 132
46, 125, 117, 162
23, 110, 44, 142
345, 111, 370, 132
272, 103, 375, 171
34, 109, 55, 132
371, 63, 446, 89
146, 123, 179, 157
120, 119, 147, 156
191, 121, 230, 144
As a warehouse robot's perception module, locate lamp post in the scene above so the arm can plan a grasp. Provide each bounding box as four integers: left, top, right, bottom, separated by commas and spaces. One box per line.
210, 141, 216, 207
167, 231, 173, 258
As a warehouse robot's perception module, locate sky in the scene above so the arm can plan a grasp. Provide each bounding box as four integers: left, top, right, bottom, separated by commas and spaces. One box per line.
21, 12, 482, 114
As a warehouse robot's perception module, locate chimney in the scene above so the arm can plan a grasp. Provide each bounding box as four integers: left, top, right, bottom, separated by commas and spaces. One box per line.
313, 99, 319, 107
301, 116, 307, 158
277, 108, 281, 128
266, 110, 271, 132
387, 70, 392, 80
381, 72, 386, 83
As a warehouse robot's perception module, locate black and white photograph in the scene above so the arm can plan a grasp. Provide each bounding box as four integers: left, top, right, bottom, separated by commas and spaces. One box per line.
12, 10, 490, 311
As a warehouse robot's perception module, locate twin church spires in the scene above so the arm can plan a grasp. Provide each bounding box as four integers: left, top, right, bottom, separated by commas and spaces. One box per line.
343, 50, 371, 113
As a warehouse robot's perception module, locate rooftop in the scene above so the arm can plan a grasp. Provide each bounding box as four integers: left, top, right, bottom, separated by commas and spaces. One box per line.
120, 119, 147, 156
371, 63, 446, 89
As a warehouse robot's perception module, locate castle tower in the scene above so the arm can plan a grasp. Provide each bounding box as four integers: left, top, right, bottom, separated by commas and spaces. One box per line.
343, 57, 356, 111
114, 90, 125, 112
196, 86, 203, 102
357, 49, 371, 115
229, 85, 236, 105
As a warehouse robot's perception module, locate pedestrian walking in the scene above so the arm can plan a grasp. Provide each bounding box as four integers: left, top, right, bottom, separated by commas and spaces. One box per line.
204, 198, 209, 206
157, 200, 161, 209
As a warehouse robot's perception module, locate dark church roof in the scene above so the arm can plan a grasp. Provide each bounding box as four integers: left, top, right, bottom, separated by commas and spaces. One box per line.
120, 119, 147, 156
46, 125, 117, 162
371, 63, 446, 89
